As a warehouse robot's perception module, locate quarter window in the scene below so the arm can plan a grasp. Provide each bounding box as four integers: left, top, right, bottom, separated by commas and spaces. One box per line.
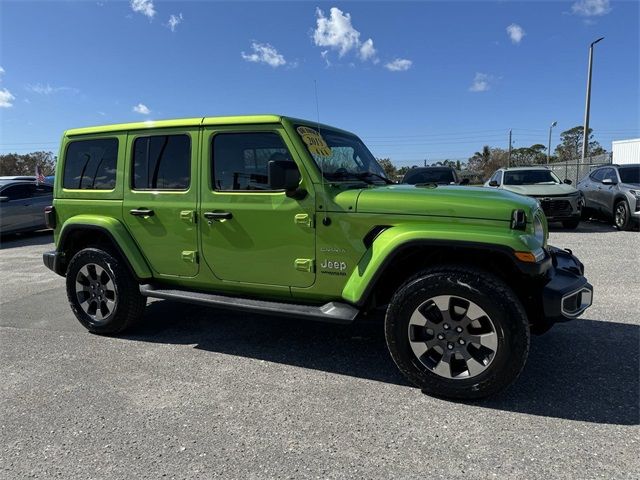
132, 134, 191, 190
63, 138, 118, 190
212, 132, 294, 191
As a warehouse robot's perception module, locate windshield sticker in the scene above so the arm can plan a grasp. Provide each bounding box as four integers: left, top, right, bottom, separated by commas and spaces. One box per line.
297, 126, 332, 157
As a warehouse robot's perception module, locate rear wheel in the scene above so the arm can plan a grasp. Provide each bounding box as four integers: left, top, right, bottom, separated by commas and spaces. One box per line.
385, 266, 530, 400
66, 248, 146, 334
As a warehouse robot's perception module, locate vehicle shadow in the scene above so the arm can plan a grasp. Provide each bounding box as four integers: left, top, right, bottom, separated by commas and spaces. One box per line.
0, 229, 53, 249
125, 300, 639, 426
548, 219, 616, 233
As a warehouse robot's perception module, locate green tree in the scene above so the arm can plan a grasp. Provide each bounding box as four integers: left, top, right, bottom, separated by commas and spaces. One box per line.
467, 146, 509, 179
554, 126, 606, 161
0, 151, 57, 176
511, 144, 547, 166
376, 157, 397, 179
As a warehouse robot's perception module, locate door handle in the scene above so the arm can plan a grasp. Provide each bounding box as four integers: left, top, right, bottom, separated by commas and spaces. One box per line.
129, 208, 155, 217
203, 211, 232, 221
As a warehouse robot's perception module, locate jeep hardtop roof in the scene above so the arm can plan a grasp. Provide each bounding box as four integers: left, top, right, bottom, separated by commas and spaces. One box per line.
64, 115, 354, 137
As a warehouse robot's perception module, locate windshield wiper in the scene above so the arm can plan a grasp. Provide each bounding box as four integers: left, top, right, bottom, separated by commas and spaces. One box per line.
327, 171, 375, 185
355, 171, 394, 184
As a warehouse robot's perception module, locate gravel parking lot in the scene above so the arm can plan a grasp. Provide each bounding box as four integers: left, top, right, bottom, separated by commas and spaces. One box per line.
1, 223, 638, 479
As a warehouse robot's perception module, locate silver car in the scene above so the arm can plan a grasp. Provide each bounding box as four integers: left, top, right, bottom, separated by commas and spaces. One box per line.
578, 164, 640, 231
0, 177, 53, 234
485, 167, 583, 229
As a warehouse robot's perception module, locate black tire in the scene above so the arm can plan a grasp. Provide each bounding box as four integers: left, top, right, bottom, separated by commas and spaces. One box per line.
385, 266, 530, 400
562, 218, 580, 229
614, 200, 634, 231
66, 248, 146, 334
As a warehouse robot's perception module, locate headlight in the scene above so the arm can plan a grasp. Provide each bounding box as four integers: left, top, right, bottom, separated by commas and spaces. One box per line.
630, 189, 640, 198
533, 213, 545, 246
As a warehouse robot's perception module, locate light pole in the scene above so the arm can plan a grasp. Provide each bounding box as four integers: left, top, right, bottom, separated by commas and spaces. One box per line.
581, 37, 604, 162
547, 121, 557, 164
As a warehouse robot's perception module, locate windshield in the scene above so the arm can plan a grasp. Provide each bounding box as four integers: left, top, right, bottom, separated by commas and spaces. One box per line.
503, 169, 561, 185
296, 125, 388, 184
403, 169, 455, 185
618, 166, 640, 184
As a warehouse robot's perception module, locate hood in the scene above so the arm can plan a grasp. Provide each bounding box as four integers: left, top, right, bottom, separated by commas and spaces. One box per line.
355, 184, 538, 221
620, 182, 640, 190
501, 183, 577, 197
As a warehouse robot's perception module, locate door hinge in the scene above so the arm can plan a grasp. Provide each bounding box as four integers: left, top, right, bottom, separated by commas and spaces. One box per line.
180, 210, 196, 223
294, 213, 313, 228
294, 258, 314, 272
181, 250, 198, 263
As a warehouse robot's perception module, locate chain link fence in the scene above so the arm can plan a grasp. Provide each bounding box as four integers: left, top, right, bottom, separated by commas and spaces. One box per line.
545, 153, 612, 185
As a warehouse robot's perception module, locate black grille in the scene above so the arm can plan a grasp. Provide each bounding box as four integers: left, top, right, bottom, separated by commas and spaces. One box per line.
538, 198, 573, 217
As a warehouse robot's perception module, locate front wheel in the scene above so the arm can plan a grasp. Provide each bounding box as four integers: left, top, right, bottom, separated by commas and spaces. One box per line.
614, 200, 634, 231
385, 266, 530, 400
66, 248, 146, 334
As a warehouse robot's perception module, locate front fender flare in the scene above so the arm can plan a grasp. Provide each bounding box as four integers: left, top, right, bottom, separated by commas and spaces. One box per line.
341, 223, 540, 306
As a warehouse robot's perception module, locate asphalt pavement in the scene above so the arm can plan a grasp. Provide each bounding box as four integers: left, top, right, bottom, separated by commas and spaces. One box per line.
0, 222, 638, 479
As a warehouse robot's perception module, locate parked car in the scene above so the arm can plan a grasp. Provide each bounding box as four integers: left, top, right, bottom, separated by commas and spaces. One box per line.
484, 167, 582, 229
43, 115, 592, 400
578, 163, 640, 231
0, 177, 53, 234
401, 166, 469, 185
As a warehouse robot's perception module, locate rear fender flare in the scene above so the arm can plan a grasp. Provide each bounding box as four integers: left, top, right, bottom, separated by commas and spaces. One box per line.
58, 215, 152, 280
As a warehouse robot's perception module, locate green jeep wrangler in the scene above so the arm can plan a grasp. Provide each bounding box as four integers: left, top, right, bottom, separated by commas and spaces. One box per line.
43, 115, 593, 399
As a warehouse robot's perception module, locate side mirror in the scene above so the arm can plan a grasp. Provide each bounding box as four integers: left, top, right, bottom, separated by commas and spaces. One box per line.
602, 178, 616, 185
563, 179, 573, 185
0, 196, 8, 203
268, 160, 303, 196
488, 180, 499, 187
460, 178, 470, 186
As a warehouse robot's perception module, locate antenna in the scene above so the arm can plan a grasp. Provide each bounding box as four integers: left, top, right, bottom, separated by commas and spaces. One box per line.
314, 80, 330, 226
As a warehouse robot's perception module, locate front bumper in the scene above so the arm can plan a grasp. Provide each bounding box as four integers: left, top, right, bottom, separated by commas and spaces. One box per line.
542, 246, 593, 323
534, 195, 582, 221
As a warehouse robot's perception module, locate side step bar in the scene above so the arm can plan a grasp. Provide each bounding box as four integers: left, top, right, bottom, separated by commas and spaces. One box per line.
139, 285, 360, 324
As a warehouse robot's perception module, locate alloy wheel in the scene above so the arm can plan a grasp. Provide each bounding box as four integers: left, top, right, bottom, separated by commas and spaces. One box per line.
407, 295, 498, 379
75, 263, 118, 323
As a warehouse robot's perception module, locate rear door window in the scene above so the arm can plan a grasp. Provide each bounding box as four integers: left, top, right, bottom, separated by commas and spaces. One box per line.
63, 138, 118, 190
132, 134, 191, 190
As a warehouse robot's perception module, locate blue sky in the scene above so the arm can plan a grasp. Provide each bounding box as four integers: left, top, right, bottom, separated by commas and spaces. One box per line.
1, 0, 638, 165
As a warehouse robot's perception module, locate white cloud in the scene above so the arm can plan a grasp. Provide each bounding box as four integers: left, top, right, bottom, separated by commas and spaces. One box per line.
320, 50, 331, 67
469, 73, 492, 92
572, 0, 611, 16
313, 7, 360, 57
130, 0, 155, 19
359, 38, 377, 62
133, 103, 151, 114
506, 24, 525, 44
241, 42, 287, 67
313, 7, 378, 64
0, 66, 5, 76
385, 58, 412, 72
0, 88, 15, 108
25, 83, 78, 95
167, 13, 183, 32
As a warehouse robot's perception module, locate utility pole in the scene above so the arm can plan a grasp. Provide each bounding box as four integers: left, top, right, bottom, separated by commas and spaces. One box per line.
424, 158, 427, 167
507, 129, 512, 167
581, 37, 604, 162
547, 121, 557, 164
